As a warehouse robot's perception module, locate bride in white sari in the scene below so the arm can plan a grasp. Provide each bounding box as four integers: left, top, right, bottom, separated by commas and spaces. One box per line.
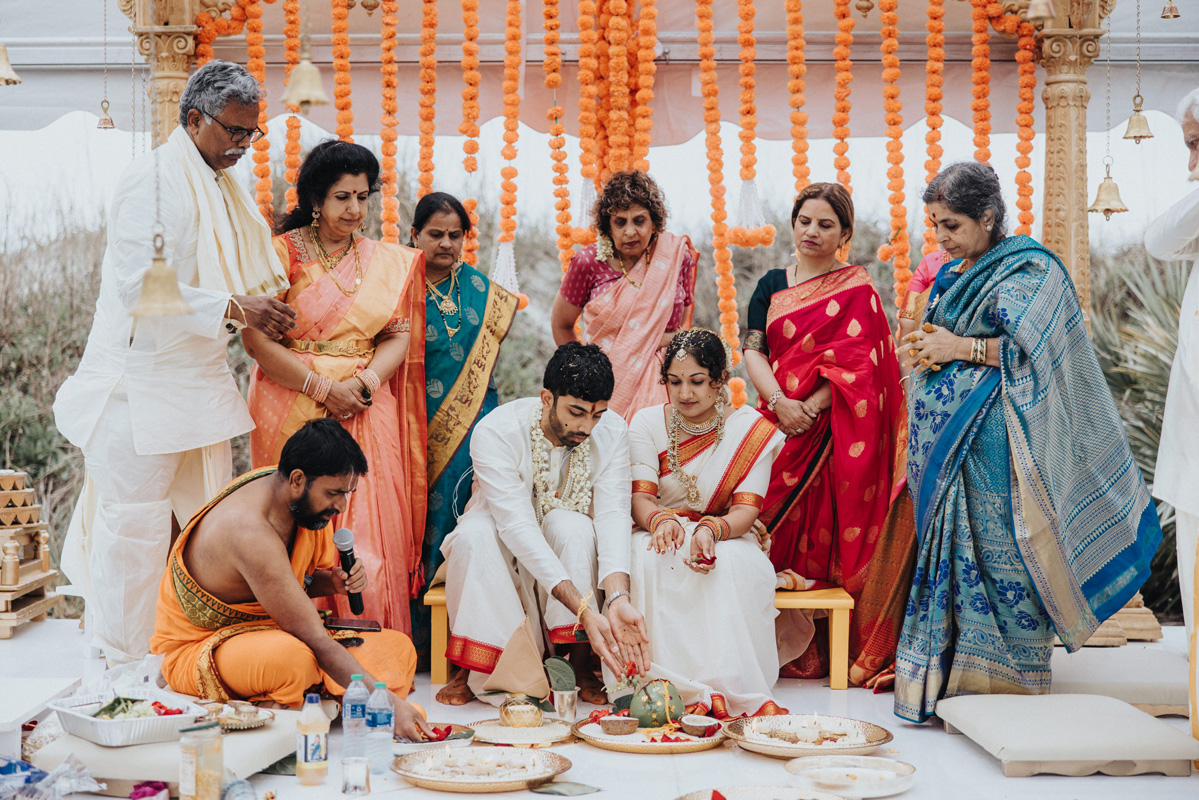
625, 329, 787, 718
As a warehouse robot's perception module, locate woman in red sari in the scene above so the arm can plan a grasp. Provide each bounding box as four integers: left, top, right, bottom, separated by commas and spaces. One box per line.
245, 141, 426, 635
743, 183, 905, 682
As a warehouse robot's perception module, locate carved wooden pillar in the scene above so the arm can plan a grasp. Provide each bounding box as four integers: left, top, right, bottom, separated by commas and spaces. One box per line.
1035, 1, 1110, 319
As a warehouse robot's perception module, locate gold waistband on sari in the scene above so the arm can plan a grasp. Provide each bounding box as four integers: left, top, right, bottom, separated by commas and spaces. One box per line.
282, 337, 375, 357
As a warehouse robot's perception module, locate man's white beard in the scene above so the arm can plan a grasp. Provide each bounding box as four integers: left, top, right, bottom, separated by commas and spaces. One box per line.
225, 147, 248, 158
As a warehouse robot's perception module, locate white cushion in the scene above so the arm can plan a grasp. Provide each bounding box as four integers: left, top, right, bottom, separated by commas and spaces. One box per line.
1051, 646, 1190, 714
935, 694, 1199, 777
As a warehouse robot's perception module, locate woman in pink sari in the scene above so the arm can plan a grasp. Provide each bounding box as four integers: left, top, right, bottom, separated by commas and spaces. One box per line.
551, 170, 697, 421
244, 141, 426, 635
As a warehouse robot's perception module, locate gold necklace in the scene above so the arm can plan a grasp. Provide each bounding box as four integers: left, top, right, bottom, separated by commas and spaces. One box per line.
614, 236, 655, 288
426, 268, 462, 339
668, 405, 724, 510
310, 227, 362, 296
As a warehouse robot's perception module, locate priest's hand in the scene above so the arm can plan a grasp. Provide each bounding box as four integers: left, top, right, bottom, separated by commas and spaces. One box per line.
579, 608, 623, 676
606, 596, 650, 676
235, 294, 297, 340
649, 517, 685, 554
332, 559, 367, 595
393, 698, 432, 742
324, 381, 369, 421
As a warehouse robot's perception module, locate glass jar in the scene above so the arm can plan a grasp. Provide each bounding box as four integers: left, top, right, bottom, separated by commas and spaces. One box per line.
179, 721, 223, 800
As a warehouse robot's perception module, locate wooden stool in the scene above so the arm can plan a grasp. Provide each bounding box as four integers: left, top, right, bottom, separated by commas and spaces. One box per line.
423, 585, 855, 690
774, 587, 854, 690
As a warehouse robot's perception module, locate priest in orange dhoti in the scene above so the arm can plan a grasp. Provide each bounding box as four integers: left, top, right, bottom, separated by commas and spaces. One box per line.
150, 418, 429, 740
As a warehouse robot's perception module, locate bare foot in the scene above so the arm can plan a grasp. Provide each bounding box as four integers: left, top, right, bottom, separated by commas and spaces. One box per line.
435, 666, 475, 705
576, 669, 607, 705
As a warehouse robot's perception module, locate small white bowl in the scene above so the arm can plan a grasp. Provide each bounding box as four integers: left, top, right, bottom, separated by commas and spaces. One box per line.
678, 714, 720, 737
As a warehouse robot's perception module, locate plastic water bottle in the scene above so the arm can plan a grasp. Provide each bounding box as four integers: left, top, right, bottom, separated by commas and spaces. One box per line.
296, 693, 329, 786
365, 682, 394, 774
342, 674, 370, 759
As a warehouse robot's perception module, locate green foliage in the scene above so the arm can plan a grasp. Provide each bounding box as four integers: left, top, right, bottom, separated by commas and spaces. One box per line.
544, 655, 576, 692
1091, 248, 1188, 617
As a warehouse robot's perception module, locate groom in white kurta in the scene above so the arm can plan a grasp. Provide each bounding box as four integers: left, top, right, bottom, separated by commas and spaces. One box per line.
439, 343, 649, 703
1146, 86, 1199, 743
55, 61, 296, 665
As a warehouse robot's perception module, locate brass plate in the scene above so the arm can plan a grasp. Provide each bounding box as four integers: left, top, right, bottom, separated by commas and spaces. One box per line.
723, 715, 893, 760
391, 747, 571, 793
571, 720, 725, 754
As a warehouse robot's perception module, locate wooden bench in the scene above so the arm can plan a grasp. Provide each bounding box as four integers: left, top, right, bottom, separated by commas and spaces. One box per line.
423, 585, 854, 690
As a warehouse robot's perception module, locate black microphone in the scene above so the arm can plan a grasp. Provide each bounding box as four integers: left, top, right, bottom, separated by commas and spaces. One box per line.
332, 528, 365, 615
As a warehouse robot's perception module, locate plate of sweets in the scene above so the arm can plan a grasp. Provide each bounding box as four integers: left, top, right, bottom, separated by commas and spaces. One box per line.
394, 723, 475, 756
673, 788, 850, 800
391, 745, 572, 793
723, 715, 893, 759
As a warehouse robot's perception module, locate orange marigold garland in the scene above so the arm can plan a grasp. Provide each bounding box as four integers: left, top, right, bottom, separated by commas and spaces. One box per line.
574, 0, 600, 245
604, 0, 632, 174
244, 0, 273, 222
380, 0, 401, 243
459, 0, 482, 263
695, 0, 745, 408
728, 0, 775, 249
416, 0, 438, 198
631, 0, 657, 171
331, 0, 353, 141
874, 0, 911, 307
492, 0, 524, 300
786, 0, 809, 192
544, 0, 573, 271
195, 0, 252, 67
832, 0, 854, 191
595, 0, 612, 183
922, 0, 945, 254
282, 0, 302, 211
969, 0, 991, 162
1013, 21, 1037, 235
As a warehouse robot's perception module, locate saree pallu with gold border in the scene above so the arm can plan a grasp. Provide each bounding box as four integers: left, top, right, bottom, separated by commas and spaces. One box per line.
894, 235, 1162, 722
247, 234, 427, 635
757, 266, 905, 677
423, 265, 518, 586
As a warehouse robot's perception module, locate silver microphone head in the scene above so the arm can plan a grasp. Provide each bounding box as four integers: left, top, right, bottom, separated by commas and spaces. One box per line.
332, 528, 355, 552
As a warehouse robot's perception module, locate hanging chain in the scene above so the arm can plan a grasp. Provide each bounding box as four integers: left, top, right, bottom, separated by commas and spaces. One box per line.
1134, 0, 1142, 95
1104, 11, 1112, 164
130, 26, 136, 158
102, 0, 109, 101
140, 64, 148, 153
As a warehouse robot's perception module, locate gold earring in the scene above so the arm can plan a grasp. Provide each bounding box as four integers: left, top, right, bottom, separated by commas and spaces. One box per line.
311, 208, 320, 232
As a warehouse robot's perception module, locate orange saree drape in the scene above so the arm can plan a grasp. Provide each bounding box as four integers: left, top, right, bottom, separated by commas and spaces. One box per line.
758, 266, 905, 681
581, 232, 697, 420
247, 234, 427, 635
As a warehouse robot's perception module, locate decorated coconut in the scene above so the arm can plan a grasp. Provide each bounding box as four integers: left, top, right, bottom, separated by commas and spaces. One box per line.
629, 679, 684, 728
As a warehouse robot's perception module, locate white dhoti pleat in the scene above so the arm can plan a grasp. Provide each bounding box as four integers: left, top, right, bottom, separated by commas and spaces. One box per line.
623, 525, 781, 717
442, 508, 599, 701
59, 391, 230, 666
1177, 510, 1199, 647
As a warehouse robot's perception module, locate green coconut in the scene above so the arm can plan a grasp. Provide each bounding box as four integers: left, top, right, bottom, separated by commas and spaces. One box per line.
629, 679, 685, 728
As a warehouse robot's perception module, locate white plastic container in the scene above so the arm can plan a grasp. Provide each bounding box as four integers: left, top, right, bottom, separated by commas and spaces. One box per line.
48, 687, 206, 747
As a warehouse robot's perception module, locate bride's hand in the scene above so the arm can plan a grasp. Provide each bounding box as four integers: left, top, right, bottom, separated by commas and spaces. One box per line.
685, 527, 716, 575
649, 518, 685, 555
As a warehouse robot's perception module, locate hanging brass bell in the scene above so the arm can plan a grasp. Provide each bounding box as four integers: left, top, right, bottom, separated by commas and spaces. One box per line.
97, 99, 116, 130
0, 44, 21, 86
1026, 0, 1057, 25
1088, 164, 1129, 221
1161, 1, 1180, 19
280, 35, 330, 115
360, 0, 380, 13
1123, 94, 1154, 144
855, 0, 874, 18
131, 233, 195, 317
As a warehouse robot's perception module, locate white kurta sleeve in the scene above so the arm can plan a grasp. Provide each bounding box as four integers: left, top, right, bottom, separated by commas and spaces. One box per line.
629, 407, 661, 488
109, 167, 231, 340
469, 424, 572, 593
592, 423, 633, 583
1145, 187, 1199, 262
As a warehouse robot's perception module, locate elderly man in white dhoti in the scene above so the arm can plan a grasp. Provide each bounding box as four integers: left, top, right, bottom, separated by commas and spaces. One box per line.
1146, 86, 1199, 741
55, 60, 297, 666
436, 342, 650, 706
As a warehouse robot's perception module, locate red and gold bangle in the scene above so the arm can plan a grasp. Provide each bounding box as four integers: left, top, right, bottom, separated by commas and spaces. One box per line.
647, 510, 677, 534
698, 515, 730, 542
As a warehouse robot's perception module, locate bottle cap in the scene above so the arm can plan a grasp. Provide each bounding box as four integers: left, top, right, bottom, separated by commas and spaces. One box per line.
305, 693, 320, 703
374, 681, 386, 688
351, 673, 363, 681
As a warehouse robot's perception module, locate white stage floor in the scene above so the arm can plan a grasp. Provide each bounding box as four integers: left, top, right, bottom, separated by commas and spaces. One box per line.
3, 619, 1196, 799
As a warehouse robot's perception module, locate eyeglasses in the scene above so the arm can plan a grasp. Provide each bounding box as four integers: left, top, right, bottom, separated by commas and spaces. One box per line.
205, 114, 265, 145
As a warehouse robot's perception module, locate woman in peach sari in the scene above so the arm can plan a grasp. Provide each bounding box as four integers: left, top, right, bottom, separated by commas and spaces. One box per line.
245, 141, 426, 635
551, 170, 697, 421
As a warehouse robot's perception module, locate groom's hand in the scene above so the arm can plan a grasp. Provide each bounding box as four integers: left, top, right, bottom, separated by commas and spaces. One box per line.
580, 608, 622, 675
607, 597, 650, 676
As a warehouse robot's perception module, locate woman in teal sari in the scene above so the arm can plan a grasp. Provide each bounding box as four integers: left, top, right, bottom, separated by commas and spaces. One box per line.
410, 193, 518, 635
895, 162, 1161, 723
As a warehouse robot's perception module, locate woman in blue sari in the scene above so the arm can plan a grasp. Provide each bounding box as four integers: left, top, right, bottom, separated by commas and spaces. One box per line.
894, 162, 1161, 723
410, 193, 518, 634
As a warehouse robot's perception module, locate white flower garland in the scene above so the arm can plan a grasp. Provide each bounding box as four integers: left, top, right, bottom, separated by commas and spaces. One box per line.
529, 405, 594, 522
